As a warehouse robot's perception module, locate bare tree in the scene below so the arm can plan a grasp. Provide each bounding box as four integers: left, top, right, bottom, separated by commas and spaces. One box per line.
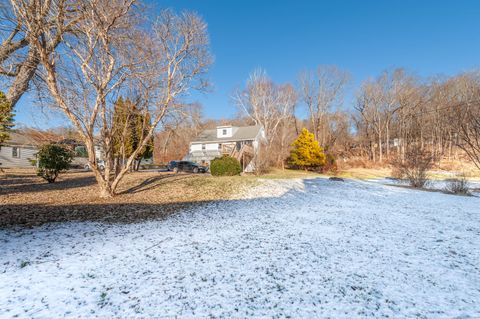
447, 72, 480, 169
355, 80, 383, 162
235, 70, 296, 145
234, 69, 296, 170
17, 2, 211, 197
298, 65, 349, 145
154, 102, 204, 164
1, 1, 79, 107
354, 69, 422, 163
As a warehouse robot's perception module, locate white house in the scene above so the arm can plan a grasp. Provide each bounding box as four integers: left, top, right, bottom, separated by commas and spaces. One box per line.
0, 132, 39, 168
184, 125, 266, 172
0, 132, 106, 169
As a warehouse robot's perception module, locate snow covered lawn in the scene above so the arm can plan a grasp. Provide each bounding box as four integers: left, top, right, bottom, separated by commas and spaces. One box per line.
1, 178, 479, 318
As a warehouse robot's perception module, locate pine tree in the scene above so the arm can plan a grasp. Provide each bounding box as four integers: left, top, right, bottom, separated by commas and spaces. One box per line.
0, 91, 14, 144
288, 128, 326, 170
112, 97, 153, 170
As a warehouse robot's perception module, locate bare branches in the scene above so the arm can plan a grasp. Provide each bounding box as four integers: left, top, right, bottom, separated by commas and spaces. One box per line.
352, 67, 480, 170
17, 0, 211, 196
234, 69, 296, 146
444, 72, 480, 169
0, 0, 80, 106
299, 65, 349, 145
233, 69, 297, 171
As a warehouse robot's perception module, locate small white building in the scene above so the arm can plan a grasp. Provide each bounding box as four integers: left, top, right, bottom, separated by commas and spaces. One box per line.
0, 132, 39, 168
185, 125, 266, 172
0, 132, 106, 169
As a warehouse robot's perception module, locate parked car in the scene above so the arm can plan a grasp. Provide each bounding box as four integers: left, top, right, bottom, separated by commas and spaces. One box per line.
167, 160, 179, 171
173, 161, 207, 174
70, 156, 89, 170
84, 160, 105, 171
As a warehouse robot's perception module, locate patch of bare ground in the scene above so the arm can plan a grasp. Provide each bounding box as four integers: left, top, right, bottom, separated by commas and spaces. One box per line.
0, 169, 258, 227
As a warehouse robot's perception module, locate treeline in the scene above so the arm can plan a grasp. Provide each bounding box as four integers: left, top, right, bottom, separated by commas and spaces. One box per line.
157, 67, 480, 171
354, 69, 480, 167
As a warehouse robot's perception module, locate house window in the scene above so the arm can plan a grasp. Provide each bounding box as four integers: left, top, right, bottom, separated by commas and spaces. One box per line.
222, 129, 227, 135
12, 147, 20, 158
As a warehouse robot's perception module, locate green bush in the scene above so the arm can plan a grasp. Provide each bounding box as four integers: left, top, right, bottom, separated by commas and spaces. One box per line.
210, 156, 242, 176
37, 143, 73, 183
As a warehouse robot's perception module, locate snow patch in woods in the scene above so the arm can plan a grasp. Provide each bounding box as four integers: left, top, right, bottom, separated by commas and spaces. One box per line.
1, 178, 479, 318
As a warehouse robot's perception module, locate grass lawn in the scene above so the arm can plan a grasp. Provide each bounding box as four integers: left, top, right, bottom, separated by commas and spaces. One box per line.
2, 165, 478, 227
0, 168, 260, 227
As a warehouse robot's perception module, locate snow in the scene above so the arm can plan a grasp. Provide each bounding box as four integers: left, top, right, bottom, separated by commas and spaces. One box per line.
1, 178, 479, 318
370, 178, 480, 195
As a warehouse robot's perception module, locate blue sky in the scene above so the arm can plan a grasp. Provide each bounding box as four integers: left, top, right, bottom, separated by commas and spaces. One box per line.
13, 0, 480, 128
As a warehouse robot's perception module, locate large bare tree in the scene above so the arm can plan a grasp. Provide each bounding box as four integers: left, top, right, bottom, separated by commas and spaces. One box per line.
446, 72, 480, 169
234, 69, 296, 170
1, 1, 79, 107
15, 1, 211, 197
234, 69, 296, 146
299, 65, 349, 146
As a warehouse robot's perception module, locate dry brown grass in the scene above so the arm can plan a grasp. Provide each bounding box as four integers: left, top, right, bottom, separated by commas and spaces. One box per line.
337, 159, 480, 180
0, 169, 258, 227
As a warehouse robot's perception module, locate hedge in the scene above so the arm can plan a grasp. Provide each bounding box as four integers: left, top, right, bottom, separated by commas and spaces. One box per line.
210, 156, 242, 176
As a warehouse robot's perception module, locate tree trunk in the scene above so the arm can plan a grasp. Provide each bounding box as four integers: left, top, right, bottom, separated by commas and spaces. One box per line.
371, 142, 376, 162
99, 181, 114, 198
6, 47, 39, 107
378, 130, 383, 163
385, 123, 390, 159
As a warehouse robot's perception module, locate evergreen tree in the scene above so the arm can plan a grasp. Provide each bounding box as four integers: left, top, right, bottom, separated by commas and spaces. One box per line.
0, 91, 14, 144
112, 97, 153, 170
37, 144, 74, 183
288, 128, 326, 170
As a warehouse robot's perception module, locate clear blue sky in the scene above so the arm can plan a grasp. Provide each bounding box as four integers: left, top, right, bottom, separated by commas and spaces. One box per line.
14, 0, 480, 128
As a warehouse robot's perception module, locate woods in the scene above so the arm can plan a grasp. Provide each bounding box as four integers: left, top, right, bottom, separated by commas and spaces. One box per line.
354, 70, 480, 167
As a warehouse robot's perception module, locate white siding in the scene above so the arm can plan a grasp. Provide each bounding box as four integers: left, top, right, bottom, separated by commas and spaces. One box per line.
0, 146, 37, 168
190, 144, 202, 152
216, 126, 233, 138
205, 143, 219, 151
190, 143, 219, 152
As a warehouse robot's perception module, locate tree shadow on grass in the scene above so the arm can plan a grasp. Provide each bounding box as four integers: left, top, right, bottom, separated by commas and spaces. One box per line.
0, 177, 361, 229
0, 201, 205, 228
120, 174, 193, 194
0, 173, 96, 195
0, 181, 305, 228
0, 170, 192, 196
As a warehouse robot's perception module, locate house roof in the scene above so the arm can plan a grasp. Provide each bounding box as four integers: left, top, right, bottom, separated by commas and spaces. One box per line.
2, 132, 43, 148
191, 125, 263, 143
